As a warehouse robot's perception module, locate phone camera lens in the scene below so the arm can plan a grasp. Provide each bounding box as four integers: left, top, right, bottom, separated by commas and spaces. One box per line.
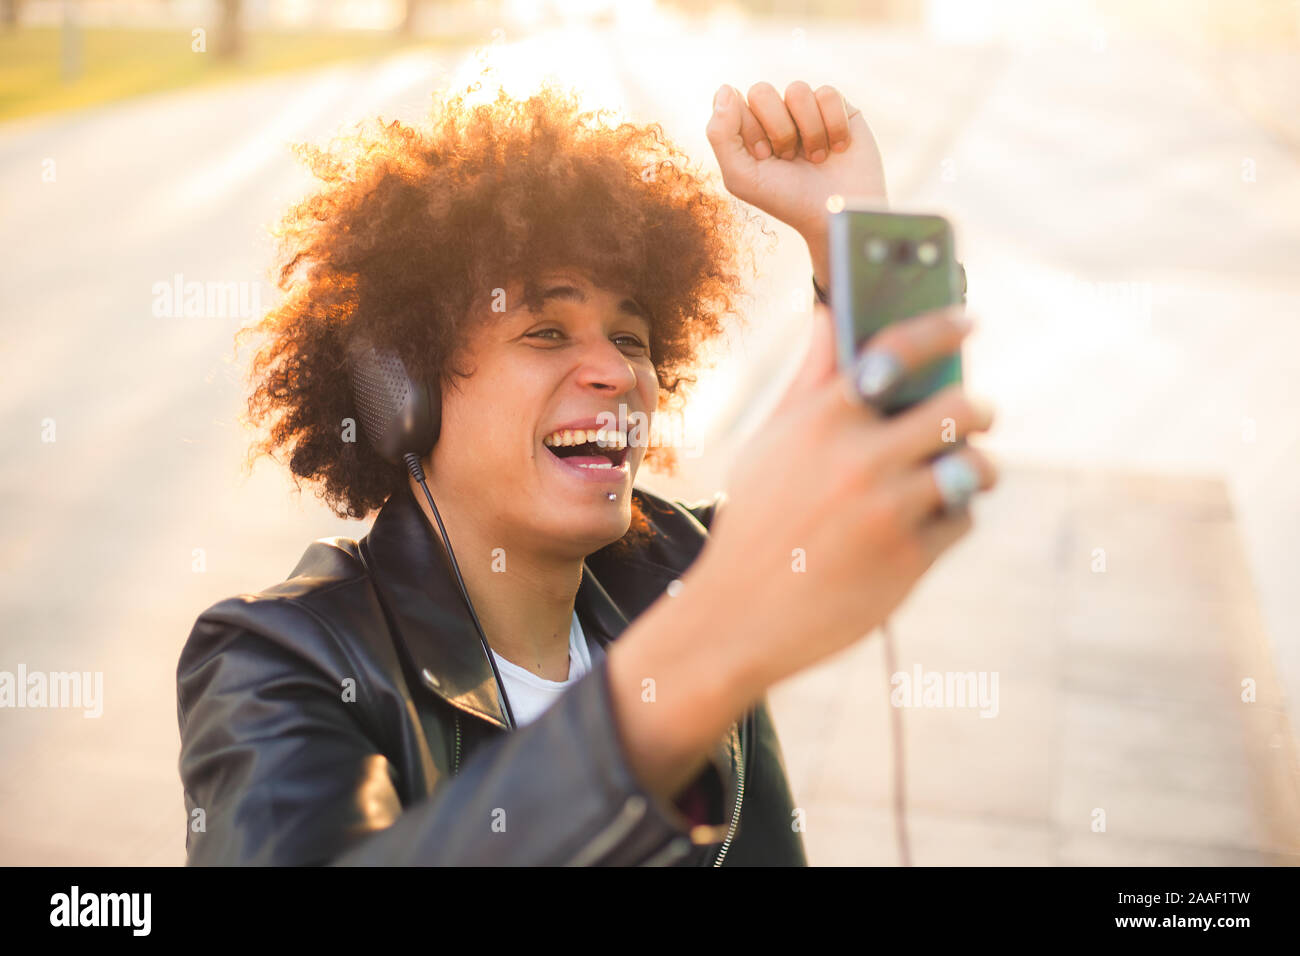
916, 240, 939, 266
864, 237, 889, 263
892, 239, 914, 264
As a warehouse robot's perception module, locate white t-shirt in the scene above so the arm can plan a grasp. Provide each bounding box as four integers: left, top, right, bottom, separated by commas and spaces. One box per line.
489, 611, 605, 727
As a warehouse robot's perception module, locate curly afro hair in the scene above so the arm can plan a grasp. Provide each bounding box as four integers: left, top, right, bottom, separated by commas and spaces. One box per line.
237, 80, 767, 548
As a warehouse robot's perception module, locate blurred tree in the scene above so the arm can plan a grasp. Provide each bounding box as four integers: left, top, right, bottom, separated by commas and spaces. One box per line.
60, 0, 82, 81
400, 0, 434, 35
2, 0, 23, 31
216, 0, 244, 60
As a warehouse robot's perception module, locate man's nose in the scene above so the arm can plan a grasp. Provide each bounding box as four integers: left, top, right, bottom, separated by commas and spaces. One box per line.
573, 338, 640, 394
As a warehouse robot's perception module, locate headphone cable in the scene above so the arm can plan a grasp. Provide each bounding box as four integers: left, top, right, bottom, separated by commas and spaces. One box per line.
404, 453, 518, 731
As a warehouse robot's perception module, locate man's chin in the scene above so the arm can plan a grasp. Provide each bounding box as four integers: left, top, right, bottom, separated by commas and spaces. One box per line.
530, 454, 640, 553
533, 507, 631, 558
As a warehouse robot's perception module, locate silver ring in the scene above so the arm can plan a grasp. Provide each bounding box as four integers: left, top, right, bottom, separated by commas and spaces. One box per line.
931, 452, 980, 513
852, 350, 905, 407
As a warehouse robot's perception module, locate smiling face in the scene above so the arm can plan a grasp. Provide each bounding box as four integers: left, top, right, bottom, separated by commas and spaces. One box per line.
428, 268, 659, 560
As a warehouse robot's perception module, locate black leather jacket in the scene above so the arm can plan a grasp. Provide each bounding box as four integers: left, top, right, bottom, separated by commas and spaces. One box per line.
176, 480, 808, 866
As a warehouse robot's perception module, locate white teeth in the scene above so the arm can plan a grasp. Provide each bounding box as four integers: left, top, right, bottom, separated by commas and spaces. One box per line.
576, 462, 614, 469
543, 426, 628, 448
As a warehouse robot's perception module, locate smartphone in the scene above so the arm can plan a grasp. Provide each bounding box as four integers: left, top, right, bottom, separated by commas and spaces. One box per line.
828, 202, 964, 416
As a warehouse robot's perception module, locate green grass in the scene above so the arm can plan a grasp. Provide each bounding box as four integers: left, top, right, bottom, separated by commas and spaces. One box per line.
0, 27, 476, 123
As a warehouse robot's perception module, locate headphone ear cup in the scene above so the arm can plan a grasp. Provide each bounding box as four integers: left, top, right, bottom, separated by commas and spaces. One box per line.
348, 341, 440, 465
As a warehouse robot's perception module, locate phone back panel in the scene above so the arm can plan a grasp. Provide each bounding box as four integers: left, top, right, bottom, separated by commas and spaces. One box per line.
829, 206, 963, 415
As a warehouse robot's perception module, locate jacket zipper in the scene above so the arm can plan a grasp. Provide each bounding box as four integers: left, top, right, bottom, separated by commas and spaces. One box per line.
453, 712, 461, 775
564, 794, 649, 866
712, 722, 746, 866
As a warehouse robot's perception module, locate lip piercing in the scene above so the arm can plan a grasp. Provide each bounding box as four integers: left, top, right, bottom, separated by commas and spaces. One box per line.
606, 492, 617, 501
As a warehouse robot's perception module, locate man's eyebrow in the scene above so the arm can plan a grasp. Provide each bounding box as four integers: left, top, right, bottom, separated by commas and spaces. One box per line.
541, 284, 647, 319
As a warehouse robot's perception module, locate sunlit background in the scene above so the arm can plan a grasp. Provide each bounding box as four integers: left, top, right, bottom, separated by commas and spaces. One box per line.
2, 0, 1298, 865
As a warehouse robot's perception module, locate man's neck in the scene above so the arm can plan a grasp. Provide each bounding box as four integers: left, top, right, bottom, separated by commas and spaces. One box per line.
409, 479, 582, 682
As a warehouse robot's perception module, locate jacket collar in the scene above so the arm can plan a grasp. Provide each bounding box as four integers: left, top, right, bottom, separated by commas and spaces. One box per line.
359, 480, 699, 730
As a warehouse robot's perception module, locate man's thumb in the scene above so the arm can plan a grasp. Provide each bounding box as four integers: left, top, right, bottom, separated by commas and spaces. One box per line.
705, 84, 752, 175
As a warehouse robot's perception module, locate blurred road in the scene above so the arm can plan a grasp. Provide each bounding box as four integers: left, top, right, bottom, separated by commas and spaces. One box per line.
1, 9, 1297, 863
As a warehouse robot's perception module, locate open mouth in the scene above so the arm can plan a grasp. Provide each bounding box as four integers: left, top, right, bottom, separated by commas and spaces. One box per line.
542, 426, 630, 474
543, 427, 630, 468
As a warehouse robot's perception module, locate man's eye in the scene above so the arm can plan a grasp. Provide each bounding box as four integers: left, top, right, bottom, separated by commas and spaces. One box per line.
525, 329, 646, 351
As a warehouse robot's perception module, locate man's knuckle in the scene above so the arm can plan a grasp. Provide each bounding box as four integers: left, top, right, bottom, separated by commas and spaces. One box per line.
968, 448, 997, 487
852, 492, 894, 543
864, 329, 904, 363
984, 454, 1000, 488
772, 131, 798, 151
955, 394, 982, 428
932, 385, 967, 420
853, 442, 888, 491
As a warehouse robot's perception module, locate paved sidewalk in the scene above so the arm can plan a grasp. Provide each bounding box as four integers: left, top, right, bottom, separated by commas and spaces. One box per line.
743, 462, 1300, 865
